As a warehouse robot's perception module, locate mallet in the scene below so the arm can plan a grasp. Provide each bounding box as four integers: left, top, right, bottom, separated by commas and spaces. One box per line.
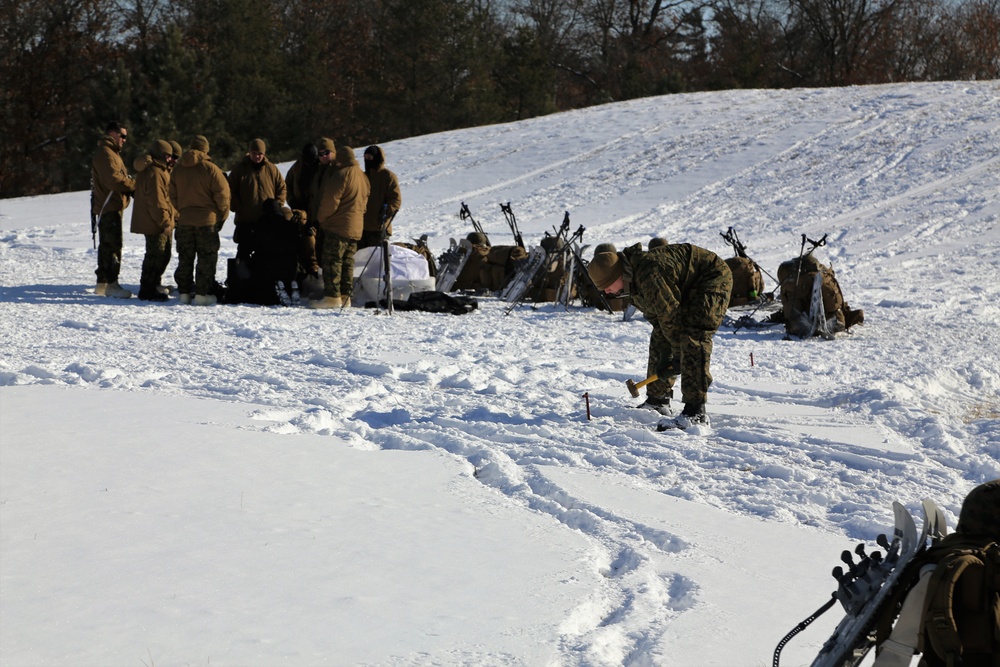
625, 374, 658, 398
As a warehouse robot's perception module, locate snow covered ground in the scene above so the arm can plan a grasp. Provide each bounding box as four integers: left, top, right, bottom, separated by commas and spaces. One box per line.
1, 81, 998, 667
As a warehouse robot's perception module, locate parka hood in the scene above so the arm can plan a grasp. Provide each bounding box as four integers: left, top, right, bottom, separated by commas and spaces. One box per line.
179, 149, 212, 168
336, 146, 359, 168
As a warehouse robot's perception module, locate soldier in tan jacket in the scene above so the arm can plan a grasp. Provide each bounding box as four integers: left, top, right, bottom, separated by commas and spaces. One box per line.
129, 140, 176, 302
169, 135, 230, 306
310, 142, 370, 309
91, 120, 136, 298
359, 145, 402, 250
227, 138, 287, 259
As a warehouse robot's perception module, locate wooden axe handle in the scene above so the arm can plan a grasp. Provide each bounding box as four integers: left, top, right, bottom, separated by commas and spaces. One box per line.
626, 374, 658, 398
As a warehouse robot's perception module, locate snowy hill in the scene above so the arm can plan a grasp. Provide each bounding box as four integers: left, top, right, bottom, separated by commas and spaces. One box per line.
1, 81, 998, 667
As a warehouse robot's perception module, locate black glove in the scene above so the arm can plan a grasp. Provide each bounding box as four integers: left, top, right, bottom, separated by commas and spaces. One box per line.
656, 356, 681, 378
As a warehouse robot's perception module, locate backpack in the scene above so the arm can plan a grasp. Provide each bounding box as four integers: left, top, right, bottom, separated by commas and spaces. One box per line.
917, 536, 1000, 667
777, 254, 864, 337
480, 245, 528, 292
725, 256, 765, 307
875, 534, 1000, 667
452, 243, 490, 290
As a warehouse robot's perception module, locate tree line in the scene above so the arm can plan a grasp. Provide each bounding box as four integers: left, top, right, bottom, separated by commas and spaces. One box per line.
2, 0, 997, 199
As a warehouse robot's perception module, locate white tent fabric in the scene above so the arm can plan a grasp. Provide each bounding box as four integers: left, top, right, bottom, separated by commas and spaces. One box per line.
351, 244, 435, 305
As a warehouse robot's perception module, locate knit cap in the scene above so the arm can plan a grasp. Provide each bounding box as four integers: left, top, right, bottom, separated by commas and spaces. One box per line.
189, 135, 210, 152
150, 140, 173, 161
317, 137, 335, 154
249, 138, 266, 154
956, 479, 1000, 537
588, 252, 623, 291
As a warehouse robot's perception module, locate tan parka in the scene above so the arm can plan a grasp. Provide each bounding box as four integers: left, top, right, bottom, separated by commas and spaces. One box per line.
227, 156, 287, 226
91, 135, 136, 216
316, 147, 370, 240
362, 146, 402, 236
129, 155, 175, 236
169, 150, 230, 228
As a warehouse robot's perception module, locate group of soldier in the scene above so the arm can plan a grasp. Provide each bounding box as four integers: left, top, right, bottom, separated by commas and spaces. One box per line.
91, 119, 733, 427
90, 120, 402, 308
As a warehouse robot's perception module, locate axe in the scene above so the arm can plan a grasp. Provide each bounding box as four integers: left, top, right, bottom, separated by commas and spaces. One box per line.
626, 374, 658, 398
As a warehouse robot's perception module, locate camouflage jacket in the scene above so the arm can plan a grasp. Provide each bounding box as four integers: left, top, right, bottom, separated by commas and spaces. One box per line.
624, 242, 732, 327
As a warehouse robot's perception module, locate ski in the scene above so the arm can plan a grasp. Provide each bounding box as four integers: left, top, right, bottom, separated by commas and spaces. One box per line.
807, 501, 932, 667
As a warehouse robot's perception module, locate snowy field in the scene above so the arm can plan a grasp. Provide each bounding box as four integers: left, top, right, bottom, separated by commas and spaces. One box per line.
1, 81, 998, 667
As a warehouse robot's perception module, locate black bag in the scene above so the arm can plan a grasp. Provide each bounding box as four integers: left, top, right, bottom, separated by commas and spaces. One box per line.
377, 291, 478, 315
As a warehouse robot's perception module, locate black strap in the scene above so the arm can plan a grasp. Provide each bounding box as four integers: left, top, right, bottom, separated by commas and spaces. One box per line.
773, 594, 837, 667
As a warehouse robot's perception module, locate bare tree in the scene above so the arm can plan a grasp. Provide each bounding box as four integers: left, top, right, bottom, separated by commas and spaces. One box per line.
784, 0, 903, 84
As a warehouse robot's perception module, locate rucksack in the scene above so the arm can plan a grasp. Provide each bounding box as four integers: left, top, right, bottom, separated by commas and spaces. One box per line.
918, 536, 1000, 667
777, 254, 864, 337
480, 245, 528, 292
452, 243, 490, 291
725, 256, 765, 307
875, 534, 1000, 667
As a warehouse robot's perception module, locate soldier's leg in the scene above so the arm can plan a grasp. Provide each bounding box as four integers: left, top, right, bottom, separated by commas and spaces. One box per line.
96, 211, 124, 283
194, 227, 221, 296
677, 330, 714, 406
646, 324, 676, 401
140, 232, 170, 292
174, 226, 196, 295
339, 240, 358, 299
677, 289, 731, 406
321, 234, 348, 298
298, 229, 319, 280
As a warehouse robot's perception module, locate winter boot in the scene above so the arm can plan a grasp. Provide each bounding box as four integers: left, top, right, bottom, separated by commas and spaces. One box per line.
104, 282, 133, 299
138, 286, 169, 302
657, 402, 709, 431
193, 293, 218, 306
638, 393, 672, 415
95, 282, 107, 296
178, 293, 192, 305
300, 274, 324, 300
676, 402, 709, 428
309, 296, 342, 309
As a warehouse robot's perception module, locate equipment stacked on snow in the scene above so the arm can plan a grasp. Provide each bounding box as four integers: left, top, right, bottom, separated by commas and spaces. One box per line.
436, 203, 529, 294
776, 233, 864, 339
498, 211, 612, 314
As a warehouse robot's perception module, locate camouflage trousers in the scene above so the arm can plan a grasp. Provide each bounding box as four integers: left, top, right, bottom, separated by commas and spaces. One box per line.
174, 225, 220, 296
95, 211, 124, 283
647, 289, 731, 405
320, 232, 357, 299
140, 231, 172, 290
